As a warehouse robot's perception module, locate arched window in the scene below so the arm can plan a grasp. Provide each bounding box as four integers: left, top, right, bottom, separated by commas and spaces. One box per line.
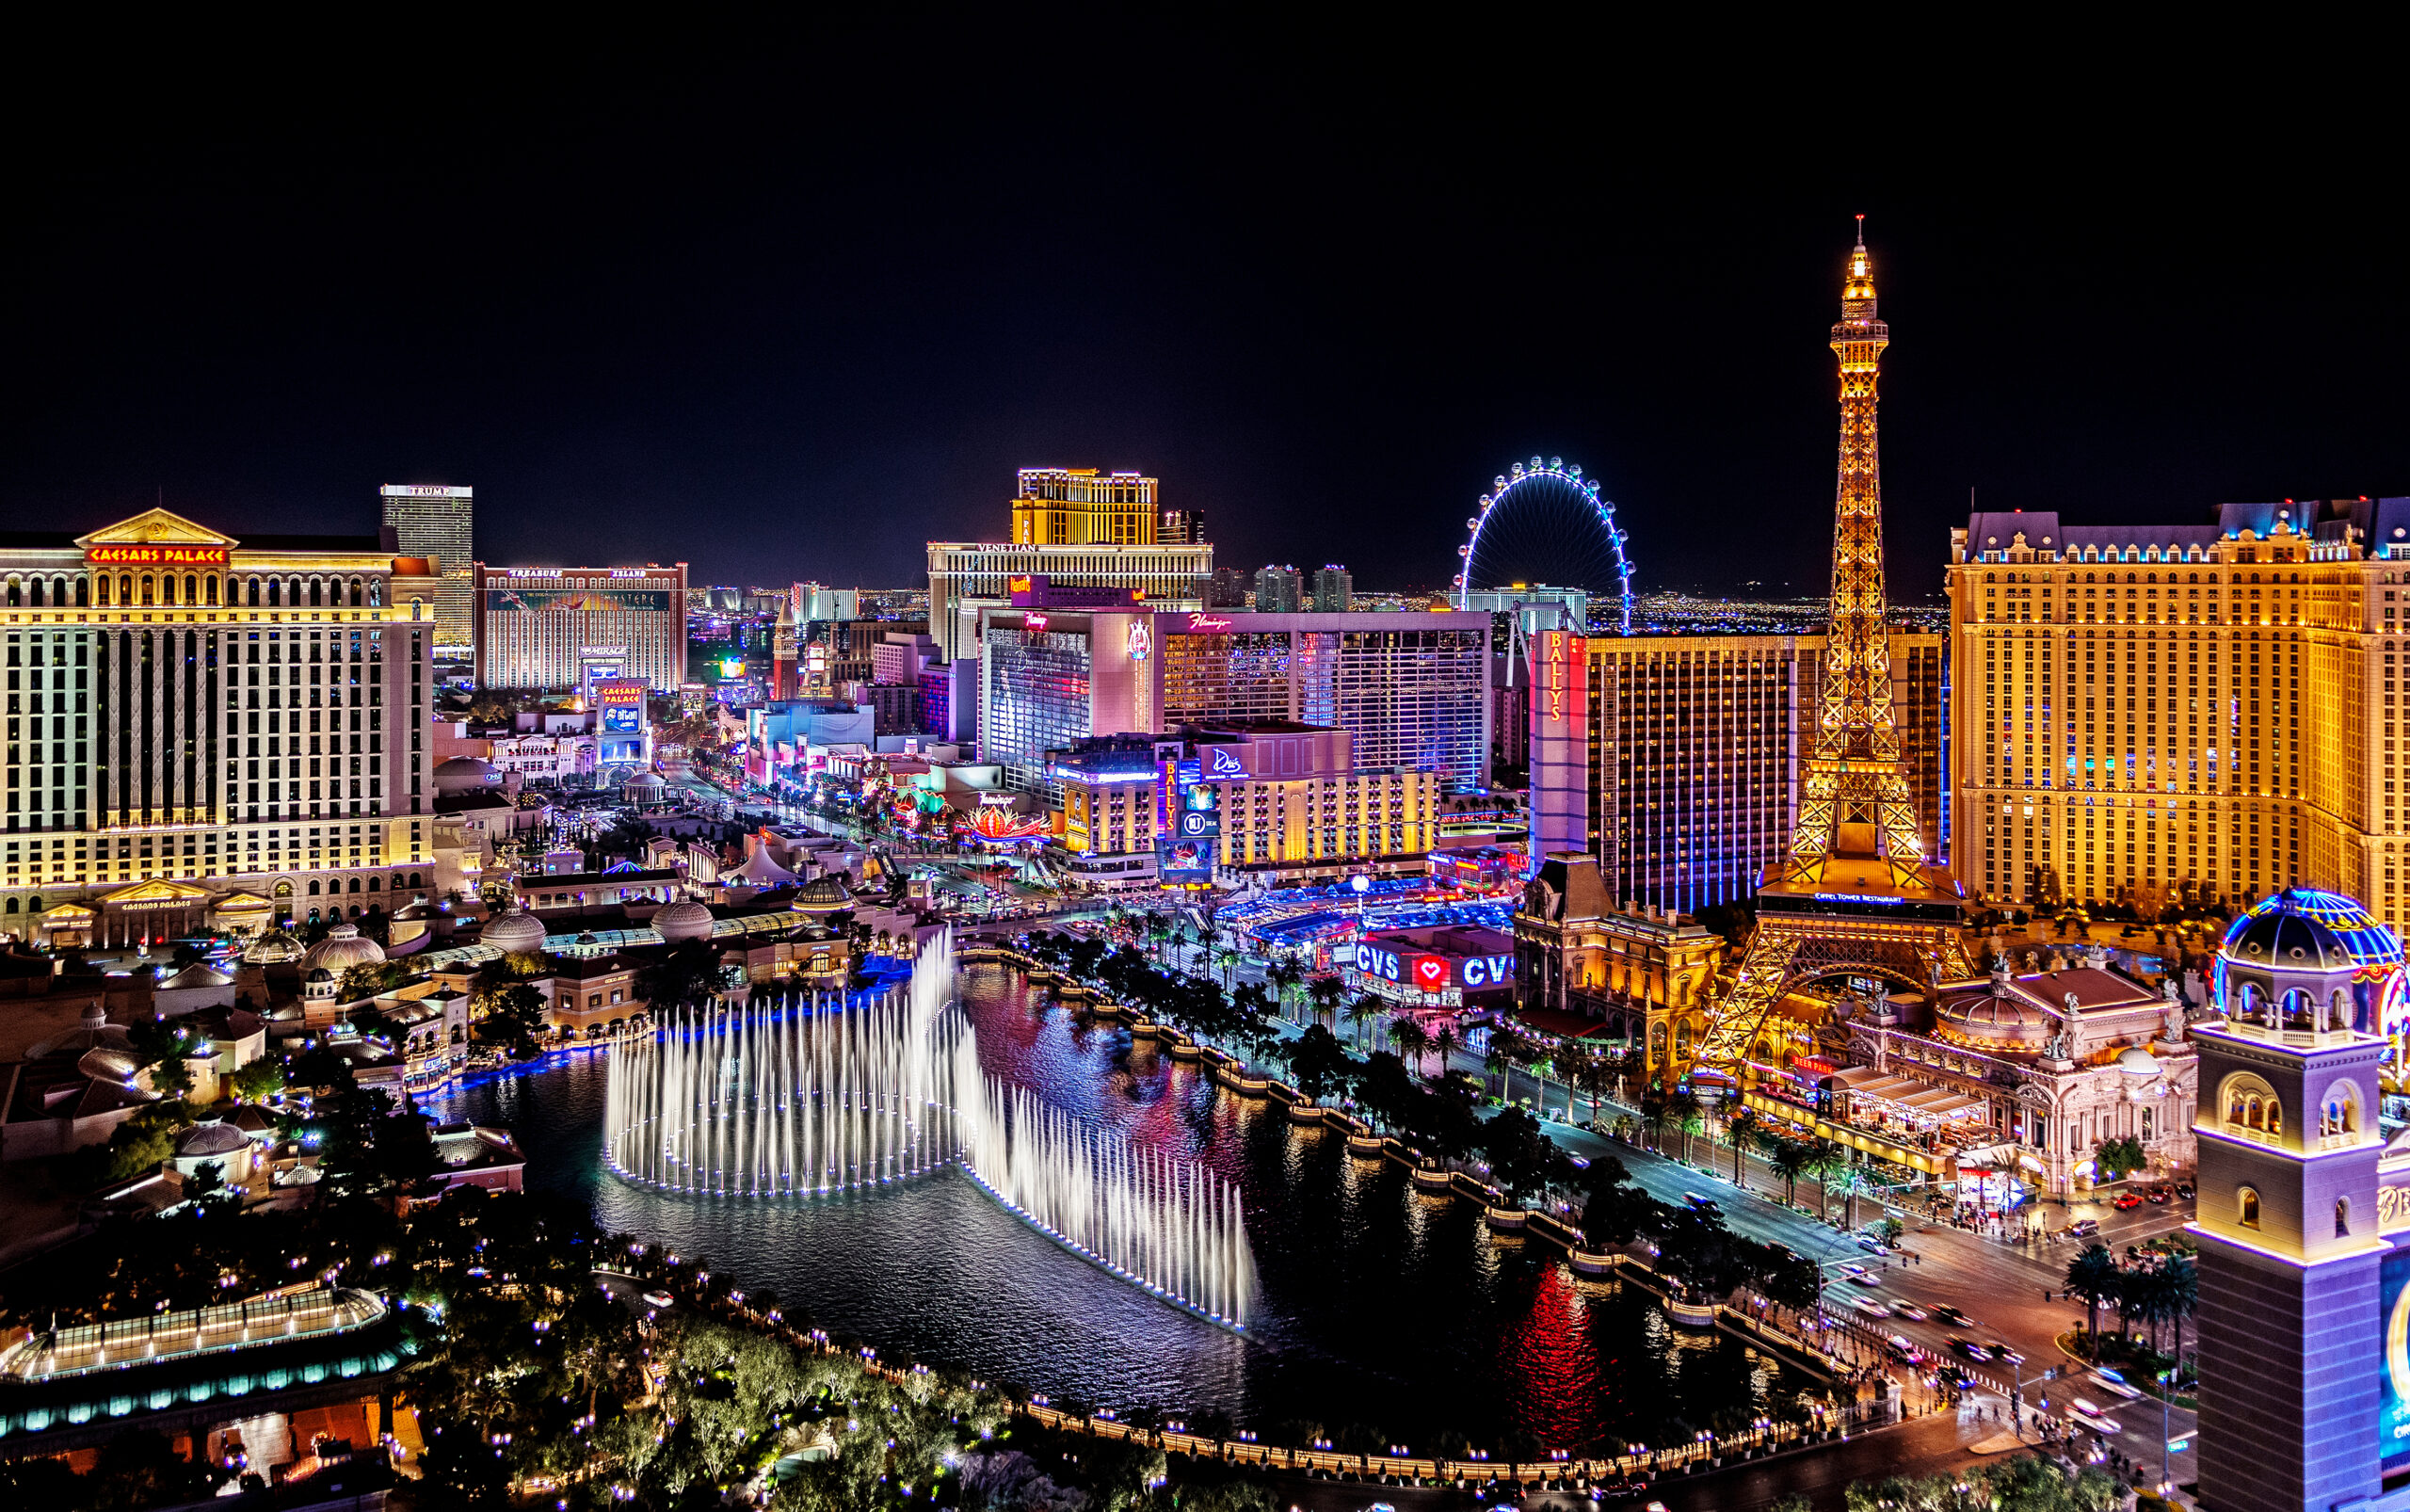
248, 578, 261, 606
140, 574, 154, 605
348, 877, 362, 893
265, 579, 280, 606
205, 575, 218, 605
348, 905, 362, 918
310, 578, 323, 607
367, 877, 381, 892
2338, 1197, 2354, 1237
75, 576, 88, 606
119, 573, 133, 605
2333, 989, 2355, 1035
185, 574, 198, 604
307, 879, 321, 895
4, 898, 15, 914
2321, 1081, 2360, 1141
2221, 1071, 2282, 1141
2283, 989, 2316, 1030
349, 578, 364, 606
2240, 1187, 2261, 1229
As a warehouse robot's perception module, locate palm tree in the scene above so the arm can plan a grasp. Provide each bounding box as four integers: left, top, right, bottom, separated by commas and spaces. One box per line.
1664, 1084, 1702, 1164
1211, 945, 1239, 989
1430, 1022, 1460, 1079
1726, 1105, 1761, 1188
1390, 1017, 1432, 1078
2065, 1243, 2124, 1345
2159, 1252, 2199, 1375
1483, 1037, 1517, 1102
1265, 958, 1302, 1022
1801, 1139, 1847, 1221
1769, 1140, 1811, 1207
1341, 992, 1386, 1053
1307, 974, 1344, 1033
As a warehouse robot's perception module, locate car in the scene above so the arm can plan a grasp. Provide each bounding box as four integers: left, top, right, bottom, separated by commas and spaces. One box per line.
1850, 1295, 1892, 1319
2088, 1367, 2144, 1400
1988, 1342, 2025, 1364
2176, 1182, 2196, 1199
1890, 1300, 1929, 1321
1856, 1235, 1890, 1255
2069, 1399, 2123, 1435
640, 1291, 674, 1309
1946, 1335, 1991, 1360
2067, 1218, 2102, 1237
1933, 1304, 1972, 1326
1842, 1265, 1880, 1287
2146, 1185, 2173, 1204
1886, 1333, 1922, 1361
1682, 1192, 1711, 1209
2113, 1190, 2145, 1210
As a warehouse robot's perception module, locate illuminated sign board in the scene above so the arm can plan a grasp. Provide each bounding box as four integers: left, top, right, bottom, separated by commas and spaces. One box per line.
2385, 1247, 2410, 1471
381, 485, 472, 498
1200, 746, 1246, 779
87, 544, 229, 568
1349, 942, 1513, 992
1185, 614, 1234, 632
602, 705, 641, 733
718, 657, 746, 679
1126, 619, 1151, 662
595, 684, 643, 704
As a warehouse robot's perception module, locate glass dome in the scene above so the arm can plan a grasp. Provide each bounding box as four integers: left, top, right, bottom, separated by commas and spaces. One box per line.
2217, 889, 2407, 1037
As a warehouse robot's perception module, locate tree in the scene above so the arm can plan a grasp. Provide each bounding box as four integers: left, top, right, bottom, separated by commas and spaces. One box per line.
635, 938, 724, 1007
2158, 1251, 2199, 1375
1389, 1017, 1432, 1078
1306, 973, 1343, 1032
1727, 1104, 1761, 1186
229, 1058, 285, 1102
2094, 1135, 2148, 1183
1768, 1139, 1811, 1207
1578, 1154, 1661, 1248
1265, 958, 1302, 1021
481, 984, 549, 1049
2064, 1242, 2124, 1343
1430, 1022, 1460, 1083
126, 1019, 196, 1100
337, 959, 389, 1005
1283, 1025, 1352, 1105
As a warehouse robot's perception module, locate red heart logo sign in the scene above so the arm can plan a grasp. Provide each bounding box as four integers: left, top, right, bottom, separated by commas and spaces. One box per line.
1414, 957, 1447, 989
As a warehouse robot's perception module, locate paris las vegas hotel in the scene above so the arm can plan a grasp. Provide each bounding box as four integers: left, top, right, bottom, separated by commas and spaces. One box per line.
0, 508, 438, 945
1949, 496, 2410, 930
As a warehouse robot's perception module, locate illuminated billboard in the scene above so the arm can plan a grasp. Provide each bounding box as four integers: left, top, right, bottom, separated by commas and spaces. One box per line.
1158, 784, 1218, 883
87, 543, 229, 568
491, 587, 671, 613
2385, 1247, 2410, 1471
602, 704, 641, 733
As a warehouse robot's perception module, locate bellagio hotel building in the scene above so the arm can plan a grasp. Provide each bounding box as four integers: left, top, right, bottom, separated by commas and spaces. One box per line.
0, 508, 439, 947
1948, 498, 2410, 930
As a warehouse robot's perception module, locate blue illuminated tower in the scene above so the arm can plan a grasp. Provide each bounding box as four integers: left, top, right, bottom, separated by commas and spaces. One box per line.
2192, 890, 2397, 1511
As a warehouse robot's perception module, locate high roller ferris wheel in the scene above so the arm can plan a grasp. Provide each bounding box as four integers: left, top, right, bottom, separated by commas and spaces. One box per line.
1453, 456, 1635, 635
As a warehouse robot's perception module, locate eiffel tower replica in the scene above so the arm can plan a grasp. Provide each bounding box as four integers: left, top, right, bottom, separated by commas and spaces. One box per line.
1682, 218, 1972, 1081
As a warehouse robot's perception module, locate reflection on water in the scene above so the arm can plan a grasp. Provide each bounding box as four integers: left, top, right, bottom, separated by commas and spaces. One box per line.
423, 962, 1788, 1448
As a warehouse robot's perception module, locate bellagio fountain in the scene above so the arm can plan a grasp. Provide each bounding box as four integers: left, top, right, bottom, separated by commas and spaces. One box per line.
602, 935, 1256, 1329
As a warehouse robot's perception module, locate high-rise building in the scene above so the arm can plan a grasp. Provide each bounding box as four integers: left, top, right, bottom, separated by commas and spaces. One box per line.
977, 607, 1489, 798
0, 507, 441, 944
1010, 469, 1158, 546
770, 599, 798, 700
925, 541, 1212, 660
472, 562, 688, 693
1206, 568, 1249, 608
379, 484, 474, 649
1311, 565, 1353, 613
1191, 723, 1439, 875
1252, 566, 1304, 613
1160, 509, 1207, 546
792, 582, 858, 623
1946, 496, 2410, 930
1527, 633, 1946, 919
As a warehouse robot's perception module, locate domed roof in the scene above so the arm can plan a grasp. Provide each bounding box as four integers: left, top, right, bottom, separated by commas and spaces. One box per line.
2116, 1046, 2163, 1076
433, 756, 502, 796
301, 923, 386, 974
28, 1005, 135, 1059
174, 1119, 250, 1158
482, 911, 549, 954
76, 1045, 146, 1084
626, 769, 666, 789
1936, 988, 2053, 1048
790, 876, 852, 914
652, 898, 716, 943
2221, 890, 2401, 973
306, 966, 336, 984
243, 926, 304, 964
575, 931, 599, 946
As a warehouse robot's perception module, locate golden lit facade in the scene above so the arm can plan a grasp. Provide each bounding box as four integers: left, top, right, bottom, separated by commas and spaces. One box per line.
1009, 469, 1159, 546
1948, 496, 2410, 930
1, 509, 439, 944
1208, 768, 1437, 870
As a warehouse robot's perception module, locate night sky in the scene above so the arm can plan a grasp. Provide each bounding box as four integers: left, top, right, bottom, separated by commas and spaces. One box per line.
4, 25, 2401, 599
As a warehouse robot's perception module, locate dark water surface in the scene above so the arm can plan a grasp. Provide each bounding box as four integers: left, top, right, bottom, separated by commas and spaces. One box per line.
424, 962, 1788, 1451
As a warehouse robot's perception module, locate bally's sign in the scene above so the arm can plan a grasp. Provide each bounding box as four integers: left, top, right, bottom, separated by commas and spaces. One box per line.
1351, 942, 1515, 991
88, 544, 230, 568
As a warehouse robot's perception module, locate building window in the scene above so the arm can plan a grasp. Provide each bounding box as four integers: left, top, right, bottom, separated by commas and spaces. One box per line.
2337, 1196, 2353, 1238
2239, 1186, 2261, 1230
